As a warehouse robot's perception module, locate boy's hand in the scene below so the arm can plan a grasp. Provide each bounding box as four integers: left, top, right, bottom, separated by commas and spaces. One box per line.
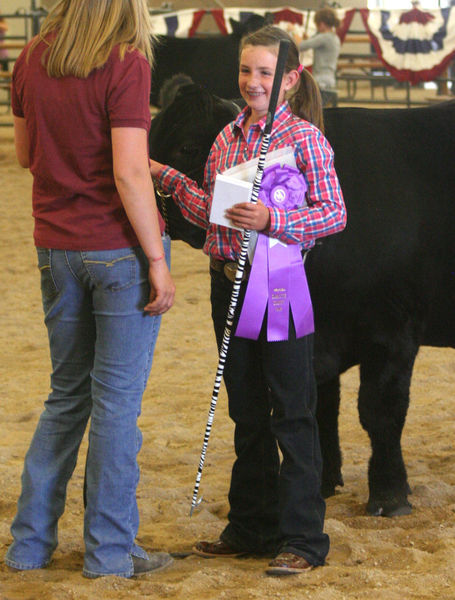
226, 200, 271, 232
149, 158, 164, 177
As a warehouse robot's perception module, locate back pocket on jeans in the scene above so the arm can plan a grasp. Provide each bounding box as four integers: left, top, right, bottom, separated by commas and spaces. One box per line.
82, 250, 137, 292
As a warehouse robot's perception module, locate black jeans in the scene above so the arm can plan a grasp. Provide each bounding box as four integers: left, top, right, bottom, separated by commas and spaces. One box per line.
210, 267, 329, 565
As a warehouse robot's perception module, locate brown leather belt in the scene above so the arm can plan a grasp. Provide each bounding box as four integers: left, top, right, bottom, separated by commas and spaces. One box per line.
210, 256, 250, 282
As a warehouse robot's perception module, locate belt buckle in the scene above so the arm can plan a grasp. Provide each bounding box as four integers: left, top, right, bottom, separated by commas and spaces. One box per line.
223, 262, 247, 283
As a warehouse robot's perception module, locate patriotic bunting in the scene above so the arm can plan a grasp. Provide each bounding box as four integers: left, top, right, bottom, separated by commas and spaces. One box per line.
211, 7, 355, 44
150, 6, 455, 85
360, 7, 455, 84
150, 9, 206, 37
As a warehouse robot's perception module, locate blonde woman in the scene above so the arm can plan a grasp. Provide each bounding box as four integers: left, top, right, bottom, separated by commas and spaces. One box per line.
5, 0, 175, 578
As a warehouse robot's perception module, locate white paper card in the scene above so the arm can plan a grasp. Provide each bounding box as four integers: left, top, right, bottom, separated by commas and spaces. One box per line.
209, 146, 297, 231
210, 175, 252, 230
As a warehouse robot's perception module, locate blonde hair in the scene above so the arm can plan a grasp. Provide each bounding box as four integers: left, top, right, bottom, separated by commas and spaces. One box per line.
239, 26, 324, 132
29, 0, 155, 78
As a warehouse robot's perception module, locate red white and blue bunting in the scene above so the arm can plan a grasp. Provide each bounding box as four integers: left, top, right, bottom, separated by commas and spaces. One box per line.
360, 6, 455, 83
211, 7, 355, 43
149, 6, 455, 84
150, 9, 206, 37
150, 6, 356, 41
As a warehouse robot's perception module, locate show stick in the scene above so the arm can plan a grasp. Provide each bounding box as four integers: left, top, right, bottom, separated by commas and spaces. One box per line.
190, 39, 291, 516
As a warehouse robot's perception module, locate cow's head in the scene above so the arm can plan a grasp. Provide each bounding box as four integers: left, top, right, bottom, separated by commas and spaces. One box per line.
149, 83, 239, 248
230, 12, 275, 37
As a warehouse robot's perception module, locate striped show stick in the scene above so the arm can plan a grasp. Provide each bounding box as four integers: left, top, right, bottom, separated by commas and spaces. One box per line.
190, 39, 291, 516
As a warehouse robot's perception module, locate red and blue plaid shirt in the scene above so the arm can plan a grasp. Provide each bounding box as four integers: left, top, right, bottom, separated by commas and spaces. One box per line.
156, 102, 346, 261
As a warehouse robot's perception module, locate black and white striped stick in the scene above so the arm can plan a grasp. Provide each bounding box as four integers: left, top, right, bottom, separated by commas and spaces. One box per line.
190, 40, 291, 516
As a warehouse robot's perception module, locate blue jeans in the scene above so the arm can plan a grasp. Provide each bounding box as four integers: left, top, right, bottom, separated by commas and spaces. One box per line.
5, 237, 170, 578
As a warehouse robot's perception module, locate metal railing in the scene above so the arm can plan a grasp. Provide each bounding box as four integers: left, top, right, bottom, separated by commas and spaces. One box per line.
0, 2, 48, 119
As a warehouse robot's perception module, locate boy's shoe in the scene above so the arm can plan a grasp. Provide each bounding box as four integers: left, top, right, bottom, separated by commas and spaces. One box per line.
192, 539, 248, 558
266, 552, 314, 576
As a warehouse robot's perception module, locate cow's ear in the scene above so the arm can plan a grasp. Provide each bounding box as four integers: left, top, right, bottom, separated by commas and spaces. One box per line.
230, 18, 241, 36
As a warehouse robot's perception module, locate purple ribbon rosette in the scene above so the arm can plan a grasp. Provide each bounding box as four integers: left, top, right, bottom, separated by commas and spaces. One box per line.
235, 163, 315, 342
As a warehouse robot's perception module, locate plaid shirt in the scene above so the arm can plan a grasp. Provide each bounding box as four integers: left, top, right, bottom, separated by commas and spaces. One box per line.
156, 102, 346, 261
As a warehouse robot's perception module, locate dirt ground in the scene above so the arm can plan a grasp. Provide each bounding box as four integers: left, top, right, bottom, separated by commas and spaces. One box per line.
1, 119, 455, 600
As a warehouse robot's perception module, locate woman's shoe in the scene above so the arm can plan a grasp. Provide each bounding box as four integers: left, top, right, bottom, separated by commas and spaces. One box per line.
83, 552, 173, 578
132, 552, 174, 576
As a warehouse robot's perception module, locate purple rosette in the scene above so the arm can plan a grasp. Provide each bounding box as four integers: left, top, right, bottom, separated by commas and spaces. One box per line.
236, 163, 314, 342
258, 164, 308, 210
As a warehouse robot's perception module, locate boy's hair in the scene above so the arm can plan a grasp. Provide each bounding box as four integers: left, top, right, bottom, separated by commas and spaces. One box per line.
239, 26, 324, 132
28, 0, 155, 78
314, 8, 341, 30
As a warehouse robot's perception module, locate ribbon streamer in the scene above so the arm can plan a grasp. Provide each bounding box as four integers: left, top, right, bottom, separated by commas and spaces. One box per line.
236, 163, 314, 341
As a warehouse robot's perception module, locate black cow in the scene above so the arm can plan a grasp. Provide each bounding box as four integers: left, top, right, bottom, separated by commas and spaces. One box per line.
149, 81, 239, 248
150, 86, 455, 517
150, 14, 273, 107
313, 102, 455, 516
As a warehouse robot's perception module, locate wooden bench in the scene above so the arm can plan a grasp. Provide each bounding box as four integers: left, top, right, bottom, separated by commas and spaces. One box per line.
342, 35, 371, 44
337, 72, 397, 102
336, 59, 395, 101
337, 60, 386, 72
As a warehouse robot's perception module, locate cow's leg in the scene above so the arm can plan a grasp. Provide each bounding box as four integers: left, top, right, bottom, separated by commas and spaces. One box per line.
316, 376, 344, 498
358, 339, 418, 517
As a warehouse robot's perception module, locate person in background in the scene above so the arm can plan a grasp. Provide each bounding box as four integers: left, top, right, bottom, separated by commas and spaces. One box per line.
0, 13, 9, 72
295, 8, 341, 106
150, 25, 346, 576
5, 0, 175, 579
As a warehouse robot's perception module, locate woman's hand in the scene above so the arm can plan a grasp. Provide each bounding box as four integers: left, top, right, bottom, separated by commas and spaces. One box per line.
226, 199, 270, 232
144, 258, 175, 315
111, 127, 175, 315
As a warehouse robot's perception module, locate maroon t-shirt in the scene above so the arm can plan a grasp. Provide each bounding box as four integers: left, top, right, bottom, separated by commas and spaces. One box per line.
12, 37, 163, 250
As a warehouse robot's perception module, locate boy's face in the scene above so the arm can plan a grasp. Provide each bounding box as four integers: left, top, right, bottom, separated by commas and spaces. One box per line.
239, 45, 294, 121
